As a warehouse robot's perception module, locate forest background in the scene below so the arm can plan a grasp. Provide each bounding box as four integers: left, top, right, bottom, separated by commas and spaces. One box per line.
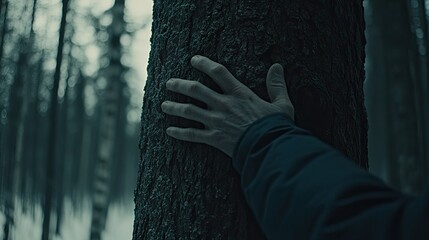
0, 0, 428, 239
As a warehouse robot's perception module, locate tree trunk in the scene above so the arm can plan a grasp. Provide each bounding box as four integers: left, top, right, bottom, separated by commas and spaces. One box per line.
408, 0, 429, 188
89, 0, 126, 239
2, 39, 30, 240
16, 0, 38, 208
41, 0, 69, 239
133, 1, 367, 239
73, 72, 87, 200
0, 2, 8, 182
364, 0, 391, 180
366, 0, 428, 195
29, 52, 44, 204
110, 79, 127, 203
55, 62, 73, 236
0, 0, 8, 69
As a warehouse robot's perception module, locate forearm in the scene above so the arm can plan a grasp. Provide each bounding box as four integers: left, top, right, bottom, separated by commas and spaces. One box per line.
233, 113, 429, 239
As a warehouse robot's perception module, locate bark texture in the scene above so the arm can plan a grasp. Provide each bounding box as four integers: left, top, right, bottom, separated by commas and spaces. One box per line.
134, 1, 367, 239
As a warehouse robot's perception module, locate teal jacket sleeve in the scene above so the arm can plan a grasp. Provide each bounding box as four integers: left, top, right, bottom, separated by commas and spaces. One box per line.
232, 113, 429, 240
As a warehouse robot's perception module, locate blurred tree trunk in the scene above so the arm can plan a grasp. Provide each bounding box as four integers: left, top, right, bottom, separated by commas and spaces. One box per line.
89, 0, 126, 239
29, 53, 44, 204
133, 1, 367, 239
412, 0, 429, 181
364, 1, 390, 180
71, 72, 86, 200
0, 0, 7, 68
110, 79, 128, 202
16, 0, 38, 210
41, 0, 70, 239
2, 34, 34, 239
366, 0, 428, 195
2, 51, 21, 240
0, 0, 7, 199
55, 62, 73, 236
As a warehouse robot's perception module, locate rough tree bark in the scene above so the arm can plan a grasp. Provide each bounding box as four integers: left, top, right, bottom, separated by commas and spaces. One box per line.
133, 1, 367, 239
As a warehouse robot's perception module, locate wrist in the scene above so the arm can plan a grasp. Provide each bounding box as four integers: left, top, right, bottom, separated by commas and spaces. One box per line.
232, 112, 294, 170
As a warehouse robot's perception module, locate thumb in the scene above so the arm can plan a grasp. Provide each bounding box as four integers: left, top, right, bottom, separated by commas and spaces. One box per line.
266, 63, 291, 104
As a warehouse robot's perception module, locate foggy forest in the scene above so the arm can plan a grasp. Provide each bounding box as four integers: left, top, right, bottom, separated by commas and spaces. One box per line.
0, 0, 428, 239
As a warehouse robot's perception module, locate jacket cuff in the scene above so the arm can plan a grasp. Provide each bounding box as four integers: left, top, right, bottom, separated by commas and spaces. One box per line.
232, 112, 295, 174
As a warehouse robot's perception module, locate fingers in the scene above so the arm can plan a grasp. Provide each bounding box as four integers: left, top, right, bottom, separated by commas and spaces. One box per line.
190, 55, 245, 94
266, 63, 292, 104
161, 101, 212, 124
166, 78, 222, 106
166, 127, 213, 145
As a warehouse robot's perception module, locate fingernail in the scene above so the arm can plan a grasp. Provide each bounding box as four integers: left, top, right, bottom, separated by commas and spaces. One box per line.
274, 63, 283, 70
191, 55, 200, 64
166, 79, 173, 87
273, 64, 284, 76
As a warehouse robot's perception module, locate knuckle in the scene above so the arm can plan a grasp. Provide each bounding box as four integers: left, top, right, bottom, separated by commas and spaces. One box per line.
187, 130, 196, 141
210, 64, 226, 75
215, 113, 226, 123
182, 104, 193, 115
216, 95, 230, 106
230, 86, 249, 97
188, 81, 200, 93
207, 130, 217, 142
208, 114, 221, 126
285, 105, 295, 118
206, 130, 218, 144
213, 114, 228, 128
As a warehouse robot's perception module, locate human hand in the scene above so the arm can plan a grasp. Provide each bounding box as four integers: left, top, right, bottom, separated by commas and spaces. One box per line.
161, 55, 295, 158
